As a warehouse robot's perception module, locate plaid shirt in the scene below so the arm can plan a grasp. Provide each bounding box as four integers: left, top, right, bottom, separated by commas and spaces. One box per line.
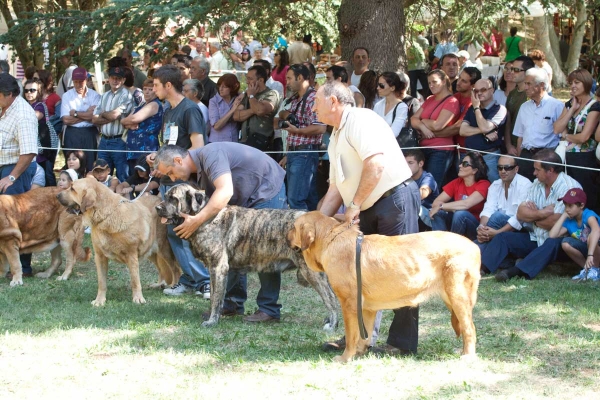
94, 86, 133, 137
286, 88, 324, 147
0, 96, 38, 166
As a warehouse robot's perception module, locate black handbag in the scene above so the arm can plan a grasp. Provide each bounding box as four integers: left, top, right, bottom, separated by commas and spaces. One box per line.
395, 96, 419, 148
245, 131, 271, 151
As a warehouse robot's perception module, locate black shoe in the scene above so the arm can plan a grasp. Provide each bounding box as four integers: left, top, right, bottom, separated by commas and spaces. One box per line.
495, 266, 521, 282
480, 265, 491, 276
370, 343, 415, 357
322, 336, 346, 352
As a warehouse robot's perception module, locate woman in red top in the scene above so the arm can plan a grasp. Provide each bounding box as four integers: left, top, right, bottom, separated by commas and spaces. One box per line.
271, 48, 290, 95
34, 69, 61, 116
429, 151, 491, 240
411, 69, 460, 189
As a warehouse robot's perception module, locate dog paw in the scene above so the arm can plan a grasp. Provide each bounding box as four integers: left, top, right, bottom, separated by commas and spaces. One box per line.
35, 272, 52, 279
9, 278, 23, 287
56, 274, 69, 281
148, 281, 166, 289
132, 296, 146, 304
460, 353, 478, 362
91, 298, 106, 307
333, 355, 349, 364
201, 319, 218, 328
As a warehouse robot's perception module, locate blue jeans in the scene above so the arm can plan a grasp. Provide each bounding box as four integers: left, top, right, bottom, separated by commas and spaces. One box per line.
422, 149, 454, 190
474, 211, 510, 253
286, 151, 319, 210
483, 150, 500, 182
159, 184, 210, 290
562, 237, 588, 258
98, 137, 129, 183
431, 209, 479, 240
224, 183, 287, 318
1, 162, 37, 274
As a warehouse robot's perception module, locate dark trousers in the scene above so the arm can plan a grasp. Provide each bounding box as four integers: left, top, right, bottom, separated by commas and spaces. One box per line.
360, 181, 421, 353
566, 151, 599, 214
63, 126, 98, 173
408, 69, 430, 98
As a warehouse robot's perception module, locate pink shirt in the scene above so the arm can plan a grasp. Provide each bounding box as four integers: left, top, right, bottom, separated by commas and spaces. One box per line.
419, 95, 460, 150
271, 65, 289, 95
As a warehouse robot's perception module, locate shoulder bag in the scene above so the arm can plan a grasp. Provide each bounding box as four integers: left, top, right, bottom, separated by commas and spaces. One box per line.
395, 96, 418, 149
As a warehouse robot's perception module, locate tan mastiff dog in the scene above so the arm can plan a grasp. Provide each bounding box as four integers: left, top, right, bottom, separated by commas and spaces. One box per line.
288, 211, 481, 363
0, 186, 90, 286
57, 177, 181, 305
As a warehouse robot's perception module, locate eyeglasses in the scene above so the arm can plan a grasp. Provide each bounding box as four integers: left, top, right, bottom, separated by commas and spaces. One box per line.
509, 67, 525, 73
24, 88, 38, 93
497, 165, 517, 172
472, 87, 490, 95
460, 161, 473, 168
377, 83, 386, 89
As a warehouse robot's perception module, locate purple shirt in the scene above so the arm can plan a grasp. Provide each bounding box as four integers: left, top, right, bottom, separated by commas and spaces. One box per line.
208, 93, 239, 143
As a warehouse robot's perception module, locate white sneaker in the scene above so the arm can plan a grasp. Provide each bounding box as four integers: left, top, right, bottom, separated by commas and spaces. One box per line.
195, 283, 210, 300
163, 283, 193, 296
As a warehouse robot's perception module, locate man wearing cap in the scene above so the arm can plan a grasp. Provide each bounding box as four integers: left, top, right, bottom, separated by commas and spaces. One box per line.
481, 149, 581, 282
92, 66, 133, 183
0, 73, 39, 280
61, 66, 101, 173
116, 155, 159, 199
190, 57, 217, 108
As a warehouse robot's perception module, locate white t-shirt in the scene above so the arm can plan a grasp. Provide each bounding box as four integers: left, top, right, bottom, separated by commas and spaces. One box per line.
350, 71, 365, 87
329, 106, 412, 210
373, 98, 408, 138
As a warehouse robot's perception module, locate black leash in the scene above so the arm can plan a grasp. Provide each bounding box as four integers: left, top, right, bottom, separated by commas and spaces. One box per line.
355, 232, 368, 340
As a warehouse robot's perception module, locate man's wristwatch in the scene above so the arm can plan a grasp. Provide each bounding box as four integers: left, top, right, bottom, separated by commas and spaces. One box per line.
8, 175, 16, 182
74, 111, 79, 118
248, 94, 255, 99
349, 201, 360, 210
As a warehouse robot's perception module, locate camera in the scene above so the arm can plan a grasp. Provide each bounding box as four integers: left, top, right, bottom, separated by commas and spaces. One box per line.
278, 114, 299, 129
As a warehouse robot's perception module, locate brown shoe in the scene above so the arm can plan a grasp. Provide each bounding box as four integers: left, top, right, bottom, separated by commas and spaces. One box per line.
201, 308, 243, 321
243, 310, 280, 323
370, 343, 415, 357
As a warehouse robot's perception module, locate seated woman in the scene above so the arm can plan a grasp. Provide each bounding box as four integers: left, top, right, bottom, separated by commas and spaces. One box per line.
411, 69, 461, 189
429, 151, 491, 240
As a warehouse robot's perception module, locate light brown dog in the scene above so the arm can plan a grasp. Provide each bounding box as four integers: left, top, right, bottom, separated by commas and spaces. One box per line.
0, 187, 90, 286
287, 211, 481, 363
57, 177, 181, 305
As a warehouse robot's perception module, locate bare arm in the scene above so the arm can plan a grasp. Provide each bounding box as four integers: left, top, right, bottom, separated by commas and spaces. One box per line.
563, 112, 599, 145
343, 154, 385, 225
189, 132, 205, 149
548, 212, 569, 238
319, 184, 344, 217
121, 102, 159, 127
0, 154, 36, 193
286, 123, 327, 136
553, 104, 575, 134
421, 109, 457, 132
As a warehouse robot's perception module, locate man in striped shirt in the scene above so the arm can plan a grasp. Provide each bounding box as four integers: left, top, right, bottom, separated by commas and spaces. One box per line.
92, 66, 133, 182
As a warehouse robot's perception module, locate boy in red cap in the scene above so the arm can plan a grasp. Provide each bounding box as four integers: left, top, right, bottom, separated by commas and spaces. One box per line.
549, 188, 600, 281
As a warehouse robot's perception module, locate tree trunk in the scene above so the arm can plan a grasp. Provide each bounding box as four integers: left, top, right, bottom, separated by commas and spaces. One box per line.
532, 14, 566, 88
565, 0, 587, 75
547, 16, 561, 68
338, 0, 406, 72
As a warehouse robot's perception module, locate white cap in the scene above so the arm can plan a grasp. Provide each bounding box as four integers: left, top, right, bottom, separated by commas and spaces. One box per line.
457, 50, 470, 60
64, 169, 79, 182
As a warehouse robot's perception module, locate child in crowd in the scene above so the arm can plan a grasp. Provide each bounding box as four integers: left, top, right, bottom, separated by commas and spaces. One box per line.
65, 150, 88, 178
91, 159, 119, 192
549, 188, 600, 281
116, 155, 159, 199
57, 169, 79, 191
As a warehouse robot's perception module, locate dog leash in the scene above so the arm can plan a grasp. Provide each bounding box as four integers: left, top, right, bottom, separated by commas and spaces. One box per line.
120, 177, 154, 204
355, 232, 368, 340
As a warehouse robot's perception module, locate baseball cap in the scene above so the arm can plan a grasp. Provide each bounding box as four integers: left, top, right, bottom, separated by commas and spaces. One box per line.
457, 50, 470, 60
558, 188, 587, 205
134, 155, 150, 173
108, 66, 126, 78
72, 67, 88, 81
92, 159, 110, 172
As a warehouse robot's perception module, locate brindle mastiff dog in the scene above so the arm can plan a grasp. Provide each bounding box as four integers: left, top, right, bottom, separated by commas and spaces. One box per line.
0, 186, 90, 286
156, 183, 339, 329
288, 211, 480, 363
58, 177, 181, 305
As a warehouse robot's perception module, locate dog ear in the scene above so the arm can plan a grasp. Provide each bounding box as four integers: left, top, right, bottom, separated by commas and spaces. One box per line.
300, 223, 315, 251
80, 189, 97, 213
191, 191, 207, 213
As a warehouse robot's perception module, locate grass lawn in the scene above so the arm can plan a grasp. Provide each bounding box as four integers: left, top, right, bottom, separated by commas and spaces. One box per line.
1, 234, 600, 400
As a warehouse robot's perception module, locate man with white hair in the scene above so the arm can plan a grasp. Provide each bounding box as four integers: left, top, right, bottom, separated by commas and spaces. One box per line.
190, 56, 217, 107
512, 68, 564, 180
190, 38, 205, 58
209, 42, 228, 72
457, 50, 479, 70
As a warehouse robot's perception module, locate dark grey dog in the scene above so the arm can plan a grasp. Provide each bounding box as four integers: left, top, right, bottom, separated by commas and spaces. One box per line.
156, 184, 339, 330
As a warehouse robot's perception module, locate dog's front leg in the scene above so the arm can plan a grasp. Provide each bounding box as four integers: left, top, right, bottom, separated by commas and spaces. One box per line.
202, 261, 227, 327
36, 245, 62, 279
4, 240, 23, 287
334, 298, 361, 363
91, 251, 109, 306
126, 255, 146, 304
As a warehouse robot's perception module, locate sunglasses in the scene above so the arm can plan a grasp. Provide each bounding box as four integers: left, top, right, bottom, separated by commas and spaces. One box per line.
509, 67, 525, 73
497, 165, 517, 172
460, 161, 473, 168
24, 88, 38, 93
472, 88, 490, 95
377, 83, 386, 89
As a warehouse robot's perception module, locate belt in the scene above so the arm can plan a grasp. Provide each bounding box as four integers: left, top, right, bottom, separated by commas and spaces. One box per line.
288, 143, 320, 152
523, 147, 545, 155
380, 178, 414, 200
101, 134, 123, 140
